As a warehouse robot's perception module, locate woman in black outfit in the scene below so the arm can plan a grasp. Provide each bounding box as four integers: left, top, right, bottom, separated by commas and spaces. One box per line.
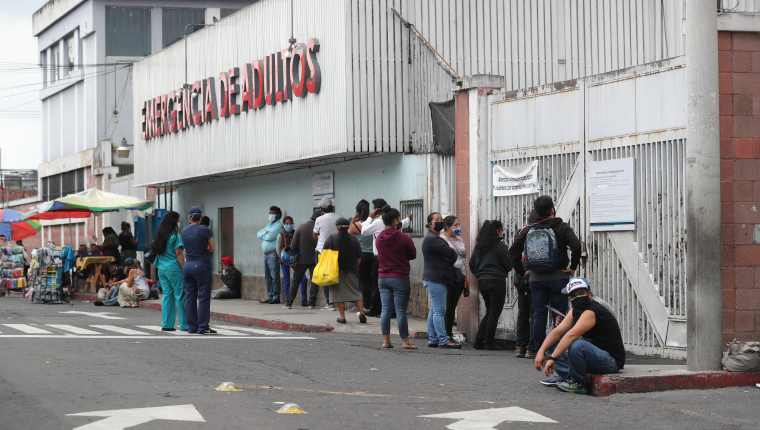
468, 220, 512, 350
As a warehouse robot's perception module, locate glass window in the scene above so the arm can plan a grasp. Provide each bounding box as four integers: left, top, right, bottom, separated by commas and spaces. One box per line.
61, 170, 76, 197
48, 175, 61, 201
40, 51, 47, 87
42, 177, 49, 202
65, 34, 76, 75
76, 168, 85, 192
50, 43, 60, 83
220, 9, 239, 19
162, 8, 205, 48
105, 7, 152, 57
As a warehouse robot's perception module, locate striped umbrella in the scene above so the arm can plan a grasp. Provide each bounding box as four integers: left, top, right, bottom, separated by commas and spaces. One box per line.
0, 209, 41, 241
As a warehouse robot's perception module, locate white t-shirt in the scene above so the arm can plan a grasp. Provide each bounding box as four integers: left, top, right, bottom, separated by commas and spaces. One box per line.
313, 212, 343, 252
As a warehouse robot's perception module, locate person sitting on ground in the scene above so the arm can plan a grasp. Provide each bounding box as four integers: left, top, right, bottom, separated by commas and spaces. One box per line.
94, 261, 128, 306
212, 257, 242, 299
534, 277, 625, 394
115, 258, 151, 308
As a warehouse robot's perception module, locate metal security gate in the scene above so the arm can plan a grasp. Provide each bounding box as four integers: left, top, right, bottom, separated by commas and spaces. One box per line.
487, 57, 687, 358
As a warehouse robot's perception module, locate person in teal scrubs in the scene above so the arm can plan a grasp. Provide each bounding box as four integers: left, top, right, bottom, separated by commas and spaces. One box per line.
153, 211, 188, 331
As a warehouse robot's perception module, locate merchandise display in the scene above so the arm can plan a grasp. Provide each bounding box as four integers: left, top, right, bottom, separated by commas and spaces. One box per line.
28, 247, 66, 304
1, 245, 28, 292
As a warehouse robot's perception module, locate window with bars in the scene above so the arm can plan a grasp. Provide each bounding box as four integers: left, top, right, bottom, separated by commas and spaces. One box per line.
399, 199, 424, 237
105, 7, 152, 57
64, 34, 76, 75
117, 165, 134, 177
42, 168, 86, 202
162, 8, 205, 48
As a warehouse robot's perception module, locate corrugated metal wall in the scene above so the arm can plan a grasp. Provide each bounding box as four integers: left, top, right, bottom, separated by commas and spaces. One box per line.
719, 0, 760, 13
133, 0, 349, 186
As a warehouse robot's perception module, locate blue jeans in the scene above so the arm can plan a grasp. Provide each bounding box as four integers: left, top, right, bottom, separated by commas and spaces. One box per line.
264, 253, 281, 301
530, 278, 569, 350
424, 280, 450, 345
282, 263, 308, 305
547, 340, 620, 385
102, 284, 120, 306
184, 261, 212, 333
316, 251, 329, 304
379, 277, 411, 338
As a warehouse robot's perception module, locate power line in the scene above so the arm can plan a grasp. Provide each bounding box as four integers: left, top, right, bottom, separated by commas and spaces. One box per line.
0, 65, 132, 98
0, 64, 133, 92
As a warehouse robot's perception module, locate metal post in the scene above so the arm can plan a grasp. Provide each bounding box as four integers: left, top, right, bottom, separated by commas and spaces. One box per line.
685, 1, 722, 371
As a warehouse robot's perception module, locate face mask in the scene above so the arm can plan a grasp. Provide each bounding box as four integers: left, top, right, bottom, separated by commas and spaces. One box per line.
223, 268, 228, 275
452, 228, 462, 236
570, 294, 592, 311
268, 214, 276, 223
284, 225, 294, 232
433, 221, 444, 232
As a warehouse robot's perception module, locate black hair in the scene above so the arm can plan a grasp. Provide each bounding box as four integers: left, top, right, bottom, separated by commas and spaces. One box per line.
381, 205, 400, 226
443, 215, 459, 231
533, 195, 554, 218
356, 199, 370, 220
102, 227, 117, 236
200, 216, 210, 227
334, 218, 353, 271
153, 211, 180, 254
269, 206, 282, 219
426, 212, 441, 230
474, 219, 504, 257
372, 198, 387, 210
321, 205, 334, 213
283, 216, 294, 225
120, 221, 131, 231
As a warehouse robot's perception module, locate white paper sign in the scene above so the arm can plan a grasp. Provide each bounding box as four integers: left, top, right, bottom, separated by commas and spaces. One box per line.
492, 161, 540, 197
312, 172, 334, 199
588, 157, 635, 231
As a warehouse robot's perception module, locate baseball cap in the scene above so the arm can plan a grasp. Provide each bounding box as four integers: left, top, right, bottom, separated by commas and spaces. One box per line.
221, 256, 234, 266
188, 206, 203, 221
561, 277, 590, 295
318, 196, 333, 209
124, 258, 135, 266
311, 212, 321, 220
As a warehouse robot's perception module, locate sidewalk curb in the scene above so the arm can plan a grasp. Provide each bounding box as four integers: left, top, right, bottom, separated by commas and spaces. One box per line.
137, 301, 334, 333
589, 371, 760, 396
72, 293, 98, 302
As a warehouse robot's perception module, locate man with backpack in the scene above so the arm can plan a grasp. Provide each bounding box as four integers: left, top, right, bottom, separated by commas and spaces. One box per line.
509, 196, 582, 351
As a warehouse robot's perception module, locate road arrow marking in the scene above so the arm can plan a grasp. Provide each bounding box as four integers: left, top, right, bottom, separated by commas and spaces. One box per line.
419, 406, 557, 430
59, 311, 125, 320
68, 404, 205, 430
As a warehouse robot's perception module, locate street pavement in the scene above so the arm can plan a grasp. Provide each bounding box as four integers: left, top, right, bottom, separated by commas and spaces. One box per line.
1, 299, 758, 430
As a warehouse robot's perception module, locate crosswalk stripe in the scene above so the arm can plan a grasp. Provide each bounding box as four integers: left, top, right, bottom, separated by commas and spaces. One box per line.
136, 326, 192, 335
89, 325, 151, 335
46, 325, 102, 335
209, 328, 247, 336
218, 326, 282, 336
3, 324, 52, 334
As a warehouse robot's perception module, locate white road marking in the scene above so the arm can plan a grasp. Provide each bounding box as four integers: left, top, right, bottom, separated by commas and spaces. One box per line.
68, 404, 205, 430
420, 407, 557, 429
89, 325, 151, 335
219, 326, 283, 335
59, 311, 125, 320
135, 325, 192, 335
46, 325, 102, 335
2, 324, 52, 334
208, 327, 247, 336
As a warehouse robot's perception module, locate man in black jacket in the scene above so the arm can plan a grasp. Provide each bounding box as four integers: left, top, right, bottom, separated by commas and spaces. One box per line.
509, 196, 582, 351
284, 212, 320, 309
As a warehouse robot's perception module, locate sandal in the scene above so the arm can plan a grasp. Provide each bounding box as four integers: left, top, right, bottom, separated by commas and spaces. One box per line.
402, 342, 418, 350
382, 342, 394, 348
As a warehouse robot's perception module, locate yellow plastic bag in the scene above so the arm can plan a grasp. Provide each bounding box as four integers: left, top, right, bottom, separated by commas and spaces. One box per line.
312, 249, 340, 286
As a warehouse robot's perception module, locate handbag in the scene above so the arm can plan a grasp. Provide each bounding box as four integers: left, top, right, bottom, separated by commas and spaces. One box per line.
312, 249, 340, 286
145, 242, 158, 265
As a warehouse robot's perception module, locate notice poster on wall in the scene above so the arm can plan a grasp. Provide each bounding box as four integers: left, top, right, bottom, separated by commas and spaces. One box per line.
588, 158, 635, 231
492, 161, 540, 197
312, 172, 334, 199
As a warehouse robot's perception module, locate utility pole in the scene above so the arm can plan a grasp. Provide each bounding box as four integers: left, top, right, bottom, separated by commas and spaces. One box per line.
685, 0, 722, 371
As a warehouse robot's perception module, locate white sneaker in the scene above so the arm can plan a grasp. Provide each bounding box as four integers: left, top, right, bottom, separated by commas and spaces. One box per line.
321, 304, 336, 311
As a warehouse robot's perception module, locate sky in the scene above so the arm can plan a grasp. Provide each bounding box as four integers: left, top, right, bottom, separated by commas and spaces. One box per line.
0, 0, 47, 170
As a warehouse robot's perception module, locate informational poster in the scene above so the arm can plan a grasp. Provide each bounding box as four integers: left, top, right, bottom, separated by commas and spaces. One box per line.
312, 172, 334, 199
492, 161, 540, 197
588, 158, 635, 231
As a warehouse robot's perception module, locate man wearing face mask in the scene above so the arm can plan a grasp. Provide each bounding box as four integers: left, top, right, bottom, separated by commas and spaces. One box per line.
257, 206, 284, 304
534, 277, 625, 394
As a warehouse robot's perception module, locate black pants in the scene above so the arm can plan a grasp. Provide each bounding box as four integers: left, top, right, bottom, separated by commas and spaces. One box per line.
474, 278, 507, 345
445, 278, 465, 338
516, 289, 535, 351
286, 262, 318, 306
358, 252, 374, 309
